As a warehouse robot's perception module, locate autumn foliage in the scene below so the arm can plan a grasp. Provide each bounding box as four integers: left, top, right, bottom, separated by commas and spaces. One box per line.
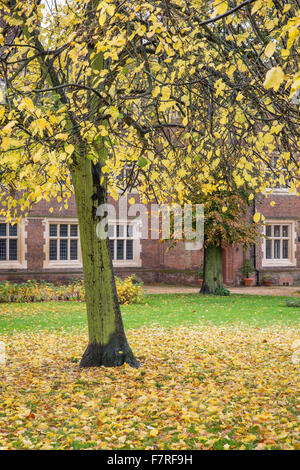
0, 326, 299, 450
0, 277, 143, 305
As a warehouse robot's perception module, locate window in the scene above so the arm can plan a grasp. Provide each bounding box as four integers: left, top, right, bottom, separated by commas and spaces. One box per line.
43, 218, 140, 268
115, 163, 138, 192
43, 219, 82, 268
0, 220, 27, 269
263, 221, 296, 266
116, 166, 131, 188
108, 221, 141, 267
0, 223, 18, 261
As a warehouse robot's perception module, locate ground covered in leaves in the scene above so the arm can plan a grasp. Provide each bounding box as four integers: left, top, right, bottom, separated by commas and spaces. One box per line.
1, 325, 299, 450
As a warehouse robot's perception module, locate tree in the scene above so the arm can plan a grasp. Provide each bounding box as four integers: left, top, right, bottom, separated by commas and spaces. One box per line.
0, 0, 299, 366
140, 0, 300, 294
168, 172, 260, 294
200, 193, 259, 294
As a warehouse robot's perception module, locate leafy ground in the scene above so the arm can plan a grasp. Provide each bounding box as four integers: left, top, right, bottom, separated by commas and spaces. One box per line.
0, 294, 299, 450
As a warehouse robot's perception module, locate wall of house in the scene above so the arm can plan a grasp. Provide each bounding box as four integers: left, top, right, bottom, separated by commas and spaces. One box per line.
0, 196, 81, 283
255, 193, 300, 286
0, 194, 203, 285
222, 244, 244, 286
1, 191, 300, 286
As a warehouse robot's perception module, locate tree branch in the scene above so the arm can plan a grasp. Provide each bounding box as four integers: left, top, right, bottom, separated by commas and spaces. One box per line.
198, 0, 257, 27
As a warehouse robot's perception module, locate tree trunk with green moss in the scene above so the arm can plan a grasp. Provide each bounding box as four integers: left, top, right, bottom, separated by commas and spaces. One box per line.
200, 245, 223, 294
70, 152, 138, 368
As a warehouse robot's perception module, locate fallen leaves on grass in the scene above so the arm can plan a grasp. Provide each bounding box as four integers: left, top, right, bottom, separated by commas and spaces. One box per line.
0, 326, 299, 450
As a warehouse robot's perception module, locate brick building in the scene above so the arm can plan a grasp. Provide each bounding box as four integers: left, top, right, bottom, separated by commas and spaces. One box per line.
0, 189, 299, 286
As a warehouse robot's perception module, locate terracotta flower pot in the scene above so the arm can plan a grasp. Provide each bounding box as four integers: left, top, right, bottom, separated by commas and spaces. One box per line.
263, 280, 272, 286
243, 278, 253, 287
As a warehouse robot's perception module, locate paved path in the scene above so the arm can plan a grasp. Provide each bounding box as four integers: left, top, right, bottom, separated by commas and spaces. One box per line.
143, 285, 300, 296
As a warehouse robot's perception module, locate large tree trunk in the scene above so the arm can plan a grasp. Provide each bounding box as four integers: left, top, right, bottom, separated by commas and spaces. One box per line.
200, 245, 223, 294
70, 152, 139, 368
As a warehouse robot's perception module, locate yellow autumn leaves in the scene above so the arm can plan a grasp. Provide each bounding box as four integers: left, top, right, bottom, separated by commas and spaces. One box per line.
262, 8, 300, 96
0, 325, 299, 450
0, 0, 299, 222
264, 67, 285, 92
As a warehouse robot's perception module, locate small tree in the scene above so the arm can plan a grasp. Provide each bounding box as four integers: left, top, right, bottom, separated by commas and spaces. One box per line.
200, 193, 259, 294
241, 258, 255, 279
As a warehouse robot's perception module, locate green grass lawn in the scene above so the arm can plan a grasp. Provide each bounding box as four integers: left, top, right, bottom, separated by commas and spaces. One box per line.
0, 293, 299, 333
1, 294, 299, 451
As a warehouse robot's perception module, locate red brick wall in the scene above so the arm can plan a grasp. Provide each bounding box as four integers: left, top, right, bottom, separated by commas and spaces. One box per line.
28, 196, 78, 218
255, 194, 300, 285
222, 245, 244, 285
26, 219, 45, 271
1, 191, 300, 286
258, 193, 300, 219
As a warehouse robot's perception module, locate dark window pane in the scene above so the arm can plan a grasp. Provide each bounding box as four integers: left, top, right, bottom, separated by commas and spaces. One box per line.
127, 225, 133, 238
116, 167, 130, 186
266, 240, 271, 259
108, 225, 114, 238
117, 225, 124, 238
0, 224, 6, 237
9, 239, 17, 260
60, 224, 68, 237
70, 225, 78, 237
126, 240, 133, 260
274, 225, 280, 237
283, 240, 289, 259
49, 224, 57, 237
49, 240, 57, 260
9, 224, 17, 236
60, 239, 68, 260
70, 239, 78, 260
0, 239, 6, 260
266, 225, 271, 237
274, 239, 280, 259
117, 240, 124, 260
109, 240, 114, 259
116, 169, 125, 183
282, 225, 288, 237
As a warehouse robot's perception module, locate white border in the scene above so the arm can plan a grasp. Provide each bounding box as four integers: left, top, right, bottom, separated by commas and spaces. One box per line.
262, 219, 297, 267
108, 219, 142, 267
42, 218, 82, 269
0, 218, 28, 269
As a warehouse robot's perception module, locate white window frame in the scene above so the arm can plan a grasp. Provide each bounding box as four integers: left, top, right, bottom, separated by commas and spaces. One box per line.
262, 220, 297, 267
108, 219, 142, 267
184, 240, 203, 251
115, 164, 138, 194
43, 218, 82, 269
265, 187, 296, 195
0, 219, 27, 269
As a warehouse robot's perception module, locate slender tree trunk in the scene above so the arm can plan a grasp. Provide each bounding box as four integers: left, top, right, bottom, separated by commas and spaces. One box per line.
200, 245, 223, 294
70, 151, 139, 368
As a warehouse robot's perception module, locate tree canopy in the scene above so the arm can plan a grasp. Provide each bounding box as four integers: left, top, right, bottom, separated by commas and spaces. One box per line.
0, 0, 299, 221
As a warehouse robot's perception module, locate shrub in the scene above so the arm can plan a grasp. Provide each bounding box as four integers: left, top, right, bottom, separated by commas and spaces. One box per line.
286, 299, 300, 308
115, 275, 144, 305
0, 276, 144, 305
241, 258, 255, 278
215, 287, 230, 296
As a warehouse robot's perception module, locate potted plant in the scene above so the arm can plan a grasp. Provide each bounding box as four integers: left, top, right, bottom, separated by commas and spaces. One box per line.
262, 274, 272, 286
241, 258, 255, 286
198, 262, 204, 287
